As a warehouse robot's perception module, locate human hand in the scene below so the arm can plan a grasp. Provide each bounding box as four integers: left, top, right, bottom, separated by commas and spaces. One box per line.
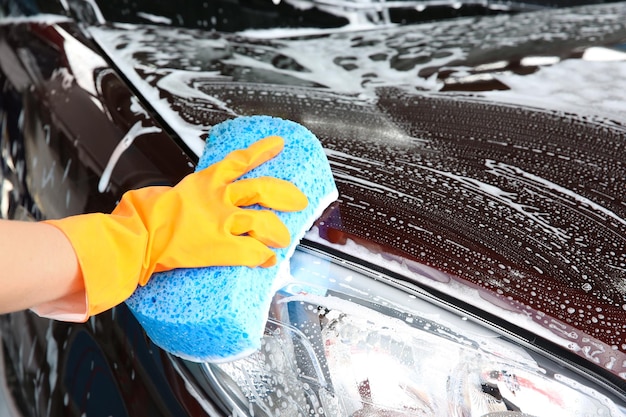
43, 136, 308, 318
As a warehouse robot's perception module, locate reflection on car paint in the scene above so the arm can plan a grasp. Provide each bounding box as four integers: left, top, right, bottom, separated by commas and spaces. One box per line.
63, 329, 129, 417
98, 121, 162, 193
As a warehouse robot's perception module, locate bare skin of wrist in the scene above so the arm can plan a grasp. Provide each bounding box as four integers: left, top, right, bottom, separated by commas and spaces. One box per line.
0, 219, 84, 314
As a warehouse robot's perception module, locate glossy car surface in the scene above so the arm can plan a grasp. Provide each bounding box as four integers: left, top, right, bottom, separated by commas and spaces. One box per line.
0, 1, 625, 416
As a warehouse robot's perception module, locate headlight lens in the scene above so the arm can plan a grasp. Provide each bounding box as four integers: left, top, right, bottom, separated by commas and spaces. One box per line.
200, 247, 625, 417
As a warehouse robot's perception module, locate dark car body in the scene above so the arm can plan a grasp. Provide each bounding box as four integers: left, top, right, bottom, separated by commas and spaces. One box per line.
1, 1, 625, 416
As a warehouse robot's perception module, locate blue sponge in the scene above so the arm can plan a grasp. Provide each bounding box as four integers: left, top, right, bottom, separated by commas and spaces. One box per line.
125, 116, 338, 362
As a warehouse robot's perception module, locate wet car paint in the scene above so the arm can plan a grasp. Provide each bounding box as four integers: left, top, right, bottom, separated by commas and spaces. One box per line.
0, 2, 624, 417
88, 3, 626, 379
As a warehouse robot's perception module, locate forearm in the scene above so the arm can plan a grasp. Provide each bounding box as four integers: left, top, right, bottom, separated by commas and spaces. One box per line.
0, 219, 84, 314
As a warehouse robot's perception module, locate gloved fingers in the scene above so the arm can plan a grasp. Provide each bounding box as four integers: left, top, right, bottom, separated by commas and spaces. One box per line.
229, 209, 291, 248
209, 235, 281, 267
152, 237, 278, 270
208, 136, 285, 184
226, 237, 278, 268
227, 177, 308, 211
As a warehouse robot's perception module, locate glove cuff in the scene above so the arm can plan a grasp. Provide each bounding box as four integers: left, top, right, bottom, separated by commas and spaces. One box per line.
43, 213, 148, 317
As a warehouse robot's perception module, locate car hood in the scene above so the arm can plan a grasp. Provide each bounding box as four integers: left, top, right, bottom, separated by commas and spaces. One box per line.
87, 3, 626, 379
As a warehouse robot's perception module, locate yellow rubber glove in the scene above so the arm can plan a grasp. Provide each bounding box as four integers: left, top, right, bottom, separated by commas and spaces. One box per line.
42, 136, 308, 319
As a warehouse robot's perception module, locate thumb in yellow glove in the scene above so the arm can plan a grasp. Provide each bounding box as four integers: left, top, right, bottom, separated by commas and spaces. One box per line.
36, 136, 308, 321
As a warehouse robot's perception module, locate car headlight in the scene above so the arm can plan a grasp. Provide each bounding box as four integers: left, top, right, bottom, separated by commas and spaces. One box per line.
193, 246, 624, 416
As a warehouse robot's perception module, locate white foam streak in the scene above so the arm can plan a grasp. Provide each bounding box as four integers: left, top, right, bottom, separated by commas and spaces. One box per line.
98, 121, 162, 193
0, 14, 70, 26
223, 37, 455, 94
333, 171, 423, 203
415, 162, 571, 241
136, 12, 173, 25
156, 70, 231, 103
325, 148, 385, 167
486, 159, 626, 228
485, 59, 626, 121
54, 25, 108, 97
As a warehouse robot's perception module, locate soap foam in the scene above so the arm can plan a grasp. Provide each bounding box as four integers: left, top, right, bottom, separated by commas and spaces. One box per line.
126, 115, 338, 362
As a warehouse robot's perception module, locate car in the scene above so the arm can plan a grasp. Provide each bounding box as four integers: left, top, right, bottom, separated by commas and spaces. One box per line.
0, 0, 625, 416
